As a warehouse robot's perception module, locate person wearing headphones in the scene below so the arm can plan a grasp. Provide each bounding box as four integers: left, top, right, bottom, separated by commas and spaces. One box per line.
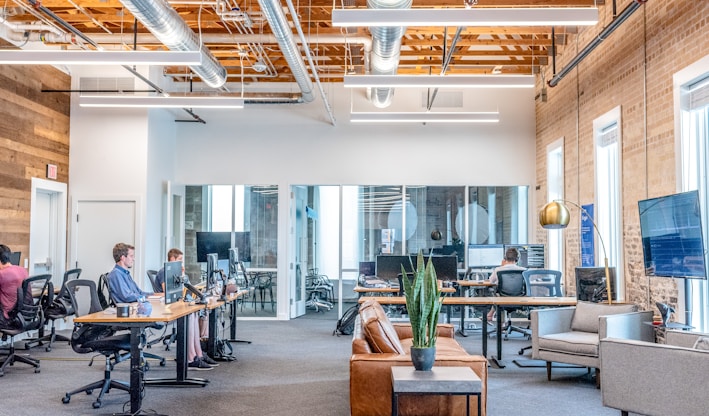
486, 247, 526, 321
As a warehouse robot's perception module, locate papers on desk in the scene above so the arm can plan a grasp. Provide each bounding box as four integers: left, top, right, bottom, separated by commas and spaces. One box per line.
362, 279, 389, 288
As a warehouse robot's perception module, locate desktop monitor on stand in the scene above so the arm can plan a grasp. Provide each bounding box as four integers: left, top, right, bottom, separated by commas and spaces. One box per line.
164, 261, 184, 307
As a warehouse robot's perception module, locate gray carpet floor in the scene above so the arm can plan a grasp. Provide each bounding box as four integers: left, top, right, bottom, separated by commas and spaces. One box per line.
0, 307, 629, 416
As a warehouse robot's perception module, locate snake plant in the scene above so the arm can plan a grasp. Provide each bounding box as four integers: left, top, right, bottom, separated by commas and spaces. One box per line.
401, 251, 442, 348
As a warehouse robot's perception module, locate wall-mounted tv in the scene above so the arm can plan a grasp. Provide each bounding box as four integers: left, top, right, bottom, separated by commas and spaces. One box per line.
638, 190, 707, 279
196, 232, 231, 262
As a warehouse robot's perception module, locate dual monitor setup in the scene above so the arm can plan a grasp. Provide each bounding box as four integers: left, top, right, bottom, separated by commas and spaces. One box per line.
163, 250, 237, 306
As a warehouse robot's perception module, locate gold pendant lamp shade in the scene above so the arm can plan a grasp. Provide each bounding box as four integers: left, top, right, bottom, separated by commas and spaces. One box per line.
539, 201, 571, 229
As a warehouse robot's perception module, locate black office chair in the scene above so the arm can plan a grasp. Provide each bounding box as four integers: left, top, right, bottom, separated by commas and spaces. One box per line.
496, 269, 531, 340
518, 269, 563, 355
146, 269, 161, 293
0, 273, 52, 376
62, 279, 131, 409
25, 268, 82, 352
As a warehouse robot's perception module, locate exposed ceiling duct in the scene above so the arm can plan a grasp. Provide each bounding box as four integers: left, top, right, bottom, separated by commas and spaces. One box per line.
367, 0, 412, 108
118, 0, 228, 89
257, 0, 315, 103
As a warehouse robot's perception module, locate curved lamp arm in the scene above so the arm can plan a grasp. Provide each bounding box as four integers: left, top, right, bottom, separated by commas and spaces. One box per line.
539, 199, 613, 305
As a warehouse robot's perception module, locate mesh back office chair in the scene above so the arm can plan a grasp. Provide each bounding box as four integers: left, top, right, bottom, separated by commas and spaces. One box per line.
496, 270, 531, 340
518, 269, 563, 355
146, 270, 161, 293
62, 279, 131, 409
0, 274, 52, 376
25, 268, 82, 352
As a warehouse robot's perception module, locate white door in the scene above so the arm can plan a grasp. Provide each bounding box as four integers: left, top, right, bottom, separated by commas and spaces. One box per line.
29, 178, 67, 290
73, 200, 137, 283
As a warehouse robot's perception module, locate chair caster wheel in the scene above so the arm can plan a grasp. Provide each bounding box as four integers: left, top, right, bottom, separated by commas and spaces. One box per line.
62, 395, 71, 404
46, 346, 52, 352
86, 389, 93, 395
35, 368, 40, 373
93, 400, 102, 409
159, 359, 166, 367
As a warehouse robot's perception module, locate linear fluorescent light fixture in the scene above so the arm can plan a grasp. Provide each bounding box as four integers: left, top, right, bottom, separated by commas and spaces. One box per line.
332, 7, 599, 27
344, 75, 534, 88
79, 95, 244, 109
350, 112, 499, 123
0, 50, 202, 65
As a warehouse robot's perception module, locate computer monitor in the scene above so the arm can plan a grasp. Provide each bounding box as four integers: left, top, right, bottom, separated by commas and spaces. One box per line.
228, 247, 239, 278
409, 255, 458, 281
504, 244, 546, 268
359, 261, 376, 277
467, 244, 505, 268
163, 261, 184, 305
376, 255, 415, 280
9, 251, 20, 266
205, 253, 219, 293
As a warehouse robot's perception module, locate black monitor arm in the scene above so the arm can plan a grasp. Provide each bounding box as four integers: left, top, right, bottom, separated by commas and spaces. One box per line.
183, 279, 206, 304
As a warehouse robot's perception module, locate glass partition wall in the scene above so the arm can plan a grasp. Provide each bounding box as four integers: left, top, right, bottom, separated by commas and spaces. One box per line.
185, 185, 278, 318
183, 184, 528, 319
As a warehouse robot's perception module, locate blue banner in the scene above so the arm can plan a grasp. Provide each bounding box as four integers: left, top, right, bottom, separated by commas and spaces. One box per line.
580, 204, 595, 267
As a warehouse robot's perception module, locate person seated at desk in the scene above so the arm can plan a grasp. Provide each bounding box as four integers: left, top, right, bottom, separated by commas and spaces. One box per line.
486, 247, 526, 322
0, 244, 28, 330
109, 244, 216, 370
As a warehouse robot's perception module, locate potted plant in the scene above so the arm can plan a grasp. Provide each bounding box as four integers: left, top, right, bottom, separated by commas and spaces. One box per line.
401, 251, 443, 371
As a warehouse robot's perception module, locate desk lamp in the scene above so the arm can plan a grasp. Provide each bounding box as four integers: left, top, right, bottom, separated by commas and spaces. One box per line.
539, 200, 613, 305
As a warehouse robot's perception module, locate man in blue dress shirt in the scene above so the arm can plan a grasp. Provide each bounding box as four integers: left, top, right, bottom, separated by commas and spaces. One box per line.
107, 243, 151, 304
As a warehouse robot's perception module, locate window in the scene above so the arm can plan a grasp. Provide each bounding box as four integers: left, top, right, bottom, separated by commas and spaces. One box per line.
547, 139, 564, 272
678, 65, 709, 331
594, 106, 623, 298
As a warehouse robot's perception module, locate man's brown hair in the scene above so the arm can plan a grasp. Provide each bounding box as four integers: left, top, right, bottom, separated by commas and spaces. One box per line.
112, 243, 135, 263
167, 248, 183, 261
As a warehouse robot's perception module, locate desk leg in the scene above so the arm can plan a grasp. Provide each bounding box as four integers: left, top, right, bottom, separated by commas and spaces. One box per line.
144, 315, 209, 387
481, 308, 489, 357
391, 388, 398, 416
488, 310, 506, 368
207, 308, 218, 358
228, 298, 251, 344
129, 327, 142, 414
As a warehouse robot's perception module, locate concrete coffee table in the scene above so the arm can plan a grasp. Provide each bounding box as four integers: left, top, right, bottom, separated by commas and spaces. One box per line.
391, 366, 482, 416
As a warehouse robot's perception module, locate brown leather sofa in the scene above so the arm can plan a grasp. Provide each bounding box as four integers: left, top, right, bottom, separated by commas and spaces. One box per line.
350, 300, 488, 416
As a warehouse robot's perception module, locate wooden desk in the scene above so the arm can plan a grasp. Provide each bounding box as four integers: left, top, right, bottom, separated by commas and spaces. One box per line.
74, 299, 207, 415
358, 296, 577, 362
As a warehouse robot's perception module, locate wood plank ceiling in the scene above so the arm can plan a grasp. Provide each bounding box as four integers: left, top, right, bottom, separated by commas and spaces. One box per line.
1, 0, 602, 86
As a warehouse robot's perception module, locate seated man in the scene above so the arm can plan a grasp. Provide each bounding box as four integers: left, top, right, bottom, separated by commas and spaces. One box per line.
487, 247, 526, 321
136, 248, 219, 370
0, 244, 28, 329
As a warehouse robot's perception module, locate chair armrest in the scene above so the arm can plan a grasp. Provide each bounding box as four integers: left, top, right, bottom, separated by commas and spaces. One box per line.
600, 337, 709, 416
600, 310, 654, 341
666, 330, 709, 348
531, 307, 575, 337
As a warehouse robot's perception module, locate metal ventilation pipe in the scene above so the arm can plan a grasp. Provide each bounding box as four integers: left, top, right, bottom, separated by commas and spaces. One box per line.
118, 0, 227, 89
548, 0, 645, 88
257, 0, 314, 103
367, 0, 412, 108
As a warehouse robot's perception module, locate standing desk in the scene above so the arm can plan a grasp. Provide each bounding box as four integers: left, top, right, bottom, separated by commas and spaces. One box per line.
358, 296, 576, 365
74, 299, 207, 415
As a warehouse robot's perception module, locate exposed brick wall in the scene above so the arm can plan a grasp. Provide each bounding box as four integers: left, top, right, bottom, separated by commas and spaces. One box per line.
535, 0, 709, 311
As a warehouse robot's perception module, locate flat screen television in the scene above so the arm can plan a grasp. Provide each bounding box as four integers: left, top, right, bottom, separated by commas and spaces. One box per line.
196, 232, 231, 262
467, 244, 505, 268
163, 261, 184, 305
638, 190, 707, 279
504, 244, 546, 268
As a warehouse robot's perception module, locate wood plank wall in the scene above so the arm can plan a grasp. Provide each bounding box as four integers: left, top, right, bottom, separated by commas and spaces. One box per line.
0, 62, 70, 266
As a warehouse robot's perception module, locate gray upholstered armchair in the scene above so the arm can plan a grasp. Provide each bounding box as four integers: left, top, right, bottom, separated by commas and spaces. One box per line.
531, 301, 654, 386
600, 330, 709, 416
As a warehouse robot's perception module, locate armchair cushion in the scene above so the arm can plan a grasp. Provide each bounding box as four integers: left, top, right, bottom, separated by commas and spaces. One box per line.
536, 331, 599, 356
570, 301, 637, 333
359, 300, 405, 354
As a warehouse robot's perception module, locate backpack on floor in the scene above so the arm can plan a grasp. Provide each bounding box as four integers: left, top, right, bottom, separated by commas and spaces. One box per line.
333, 304, 359, 336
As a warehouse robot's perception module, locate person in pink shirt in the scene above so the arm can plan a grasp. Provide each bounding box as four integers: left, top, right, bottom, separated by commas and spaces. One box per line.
0, 244, 28, 329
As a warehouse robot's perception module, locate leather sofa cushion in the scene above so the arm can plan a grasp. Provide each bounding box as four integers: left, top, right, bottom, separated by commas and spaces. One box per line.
359, 301, 405, 354
538, 331, 600, 357
570, 301, 638, 333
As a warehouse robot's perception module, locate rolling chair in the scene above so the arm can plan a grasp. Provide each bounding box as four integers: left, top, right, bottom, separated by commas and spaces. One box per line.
518, 269, 563, 355
62, 279, 131, 409
146, 269, 161, 292
25, 268, 82, 351
146, 269, 178, 351
0, 273, 52, 376
496, 269, 531, 340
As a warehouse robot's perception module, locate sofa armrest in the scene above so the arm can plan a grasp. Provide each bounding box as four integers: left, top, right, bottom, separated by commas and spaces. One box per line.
600, 310, 654, 341
666, 330, 709, 348
531, 307, 575, 337
600, 337, 709, 416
